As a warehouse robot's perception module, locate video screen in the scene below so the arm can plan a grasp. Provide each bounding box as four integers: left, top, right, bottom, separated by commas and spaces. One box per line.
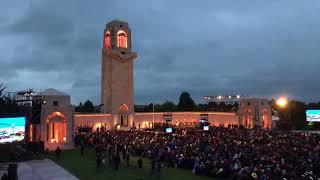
203, 126, 209, 131
306, 110, 320, 122
0, 117, 26, 143
165, 128, 172, 133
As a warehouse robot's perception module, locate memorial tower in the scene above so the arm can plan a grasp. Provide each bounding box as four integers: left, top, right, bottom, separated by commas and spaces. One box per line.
101, 20, 137, 130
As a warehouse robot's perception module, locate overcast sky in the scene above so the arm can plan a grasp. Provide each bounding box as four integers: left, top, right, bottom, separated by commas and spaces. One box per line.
1, 1, 320, 105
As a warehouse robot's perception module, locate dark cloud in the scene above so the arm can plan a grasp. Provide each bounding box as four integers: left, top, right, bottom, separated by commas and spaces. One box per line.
1, 0, 320, 105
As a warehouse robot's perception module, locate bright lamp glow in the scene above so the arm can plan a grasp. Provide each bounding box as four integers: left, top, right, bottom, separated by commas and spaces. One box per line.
276, 97, 288, 108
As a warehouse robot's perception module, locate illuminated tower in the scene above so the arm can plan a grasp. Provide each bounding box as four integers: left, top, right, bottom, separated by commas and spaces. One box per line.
101, 20, 137, 130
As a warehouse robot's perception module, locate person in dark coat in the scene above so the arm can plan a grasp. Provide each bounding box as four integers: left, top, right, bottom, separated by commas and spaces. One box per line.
126, 153, 130, 167
114, 152, 120, 170
80, 143, 85, 156
55, 146, 61, 159
1, 173, 8, 180
156, 161, 162, 177
96, 154, 102, 169
151, 159, 156, 175
138, 158, 143, 168
122, 148, 127, 160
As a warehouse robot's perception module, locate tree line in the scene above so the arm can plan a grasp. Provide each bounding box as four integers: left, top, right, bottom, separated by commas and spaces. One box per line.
72, 91, 320, 130
75, 92, 239, 113
1, 81, 319, 130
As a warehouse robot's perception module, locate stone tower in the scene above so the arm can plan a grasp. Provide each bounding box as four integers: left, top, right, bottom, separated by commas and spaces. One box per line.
101, 20, 137, 130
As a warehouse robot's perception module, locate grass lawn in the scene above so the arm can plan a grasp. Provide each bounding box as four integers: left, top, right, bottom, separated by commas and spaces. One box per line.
46, 149, 223, 180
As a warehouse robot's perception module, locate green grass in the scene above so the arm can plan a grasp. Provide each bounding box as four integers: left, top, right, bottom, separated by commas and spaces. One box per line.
46, 149, 221, 180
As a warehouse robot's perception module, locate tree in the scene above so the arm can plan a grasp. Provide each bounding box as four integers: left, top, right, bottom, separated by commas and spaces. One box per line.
143, 103, 154, 112
81, 100, 94, 113
0, 83, 5, 96
218, 102, 227, 112
290, 101, 307, 129
75, 102, 83, 112
177, 91, 196, 111
160, 101, 177, 112
0, 82, 26, 115
197, 103, 208, 111
208, 101, 218, 111
272, 99, 312, 130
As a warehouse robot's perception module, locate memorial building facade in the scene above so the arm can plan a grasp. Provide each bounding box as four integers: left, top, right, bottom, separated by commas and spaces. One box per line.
30, 20, 272, 150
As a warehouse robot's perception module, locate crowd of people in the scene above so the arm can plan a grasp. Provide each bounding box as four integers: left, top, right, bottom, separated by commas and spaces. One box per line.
73, 125, 320, 179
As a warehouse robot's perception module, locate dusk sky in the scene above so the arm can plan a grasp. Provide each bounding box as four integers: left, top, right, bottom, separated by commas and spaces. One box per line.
1, 1, 320, 105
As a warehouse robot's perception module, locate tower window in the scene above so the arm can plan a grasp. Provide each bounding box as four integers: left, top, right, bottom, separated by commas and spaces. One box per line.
53, 101, 59, 106
117, 30, 127, 48
104, 31, 111, 49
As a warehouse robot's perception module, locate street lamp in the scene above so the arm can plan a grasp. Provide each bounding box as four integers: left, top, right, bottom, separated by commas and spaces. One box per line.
276, 97, 294, 129
276, 97, 288, 108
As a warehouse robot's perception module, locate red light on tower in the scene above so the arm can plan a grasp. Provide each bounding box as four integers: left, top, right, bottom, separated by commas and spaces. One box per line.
104, 31, 111, 49
117, 30, 127, 48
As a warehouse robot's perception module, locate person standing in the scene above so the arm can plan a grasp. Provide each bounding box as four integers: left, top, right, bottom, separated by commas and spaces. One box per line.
151, 158, 156, 175
80, 143, 85, 156
138, 158, 143, 168
96, 154, 102, 169
156, 161, 162, 177
55, 146, 61, 160
114, 152, 120, 170
126, 152, 130, 167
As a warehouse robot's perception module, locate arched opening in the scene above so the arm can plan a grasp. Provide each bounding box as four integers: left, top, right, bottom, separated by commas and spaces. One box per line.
243, 108, 252, 128
46, 112, 67, 143
117, 30, 127, 48
118, 104, 129, 126
104, 31, 111, 49
262, 109, 270, 128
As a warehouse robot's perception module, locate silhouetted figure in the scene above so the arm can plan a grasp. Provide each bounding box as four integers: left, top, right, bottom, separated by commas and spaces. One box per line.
138, 158, 143, 168
116, 152, 121, 168
122, 148, 126, 160
151, 159, 156, 175
80, 143, 85, 156
113, 152, 120, 170
55, 146, 61, 159
1, 173, 8, 180
126, 153, 130, 167
156, 162, 162, 177
96, 154, 102, 169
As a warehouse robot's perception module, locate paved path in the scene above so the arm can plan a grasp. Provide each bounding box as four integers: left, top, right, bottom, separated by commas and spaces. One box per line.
18, 159, 78, 180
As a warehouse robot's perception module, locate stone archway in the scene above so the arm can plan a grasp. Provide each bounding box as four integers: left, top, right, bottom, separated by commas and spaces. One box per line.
46, 112, 67, 143
261, 108, 271, 128
243, 108, 253, 128
118, 104, 129, 127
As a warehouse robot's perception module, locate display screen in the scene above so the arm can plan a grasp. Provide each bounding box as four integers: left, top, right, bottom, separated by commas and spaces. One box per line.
165, 128, 172, 133
306, 110, 320, 122
0, 117, 26, 143
203, 126, 209, 131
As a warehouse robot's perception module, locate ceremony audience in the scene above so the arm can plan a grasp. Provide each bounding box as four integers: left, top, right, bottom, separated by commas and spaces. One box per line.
74, 124, 320, 179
